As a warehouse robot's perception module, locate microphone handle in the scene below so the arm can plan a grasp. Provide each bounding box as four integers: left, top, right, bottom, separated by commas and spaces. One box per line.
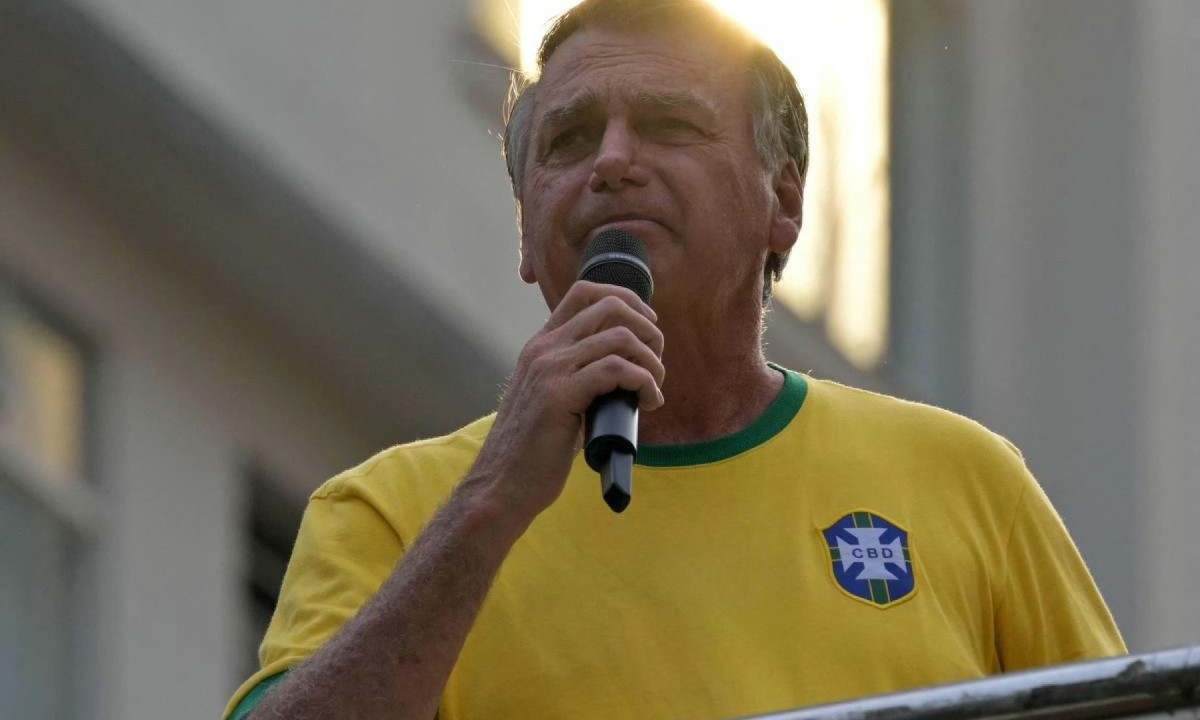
584, 390, 639, 513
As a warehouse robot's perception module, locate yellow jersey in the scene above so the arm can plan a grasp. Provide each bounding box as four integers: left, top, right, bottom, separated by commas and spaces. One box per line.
225, 367, 1124, 719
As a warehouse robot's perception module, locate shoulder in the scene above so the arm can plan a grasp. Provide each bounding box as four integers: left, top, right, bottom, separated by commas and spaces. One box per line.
805, 377, 1025, 468
307, 414, 496, 537
797, 376, 1034, 516
318, 414, 494, 494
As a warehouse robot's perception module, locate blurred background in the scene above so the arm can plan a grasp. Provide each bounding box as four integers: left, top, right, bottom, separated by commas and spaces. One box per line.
0, 0, 1196, 718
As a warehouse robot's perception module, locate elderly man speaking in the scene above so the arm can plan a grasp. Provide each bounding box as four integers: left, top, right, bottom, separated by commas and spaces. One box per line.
225, 1, 1124, 718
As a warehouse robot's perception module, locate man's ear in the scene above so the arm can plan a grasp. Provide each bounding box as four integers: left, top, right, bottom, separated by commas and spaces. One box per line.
768, 158, 804, 255
519, 233, 538, 284
515, 199, 539, 284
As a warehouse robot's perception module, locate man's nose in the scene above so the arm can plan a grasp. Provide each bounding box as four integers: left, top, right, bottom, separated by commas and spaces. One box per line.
588, 122, 647, 191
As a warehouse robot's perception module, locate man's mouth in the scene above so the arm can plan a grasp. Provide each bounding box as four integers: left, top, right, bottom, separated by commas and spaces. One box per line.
585, 216, 667, 243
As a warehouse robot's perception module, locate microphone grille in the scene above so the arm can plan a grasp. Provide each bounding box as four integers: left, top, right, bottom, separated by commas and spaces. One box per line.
579, 229, 653, 303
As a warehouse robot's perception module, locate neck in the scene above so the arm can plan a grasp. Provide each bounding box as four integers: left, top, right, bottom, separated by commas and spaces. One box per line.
638, 328, 783, 446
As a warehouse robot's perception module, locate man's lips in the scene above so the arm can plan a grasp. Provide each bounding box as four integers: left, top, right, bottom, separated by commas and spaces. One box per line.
584, 217, 668, 243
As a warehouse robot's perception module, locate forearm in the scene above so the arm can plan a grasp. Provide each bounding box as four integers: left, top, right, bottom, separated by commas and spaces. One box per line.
246, 282, 664, 719
249, 476, 527, 720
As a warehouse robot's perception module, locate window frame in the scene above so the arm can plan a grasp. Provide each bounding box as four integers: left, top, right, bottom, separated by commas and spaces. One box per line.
0, 272, 100, 538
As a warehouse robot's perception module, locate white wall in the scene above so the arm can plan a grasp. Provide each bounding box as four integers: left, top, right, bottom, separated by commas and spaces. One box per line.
962, 0, 1143, 644
960, 0, 1200, 651
1, 111, 383, 719
71, 0, 549, 365
1137, 0, 1200, 653
96, 360, 238, 719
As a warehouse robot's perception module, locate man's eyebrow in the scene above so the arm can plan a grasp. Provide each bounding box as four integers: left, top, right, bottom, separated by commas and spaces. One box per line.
536, 89, 717, 133
633, 91, 717, 119
537, 91, 602, 133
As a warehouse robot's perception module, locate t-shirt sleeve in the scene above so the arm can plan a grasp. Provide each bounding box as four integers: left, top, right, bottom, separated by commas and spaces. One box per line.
222, 483, 404, 719
994, 470, 1126, 671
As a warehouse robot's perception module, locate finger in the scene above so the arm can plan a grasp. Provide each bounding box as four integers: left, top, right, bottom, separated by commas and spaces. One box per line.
572, 355, 664, 412
544, 281, 656, 332
557, 294, 664, 358
566, 325, 666, 390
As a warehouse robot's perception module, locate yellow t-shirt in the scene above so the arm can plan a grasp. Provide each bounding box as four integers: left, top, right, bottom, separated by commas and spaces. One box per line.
225, 368, 1124, 719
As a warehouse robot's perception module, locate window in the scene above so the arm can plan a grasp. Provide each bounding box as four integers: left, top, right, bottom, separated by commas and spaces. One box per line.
242, 463, 305, 681
0, 277, 96, 720
476, 0, 892, 369
0, 283, 89, 485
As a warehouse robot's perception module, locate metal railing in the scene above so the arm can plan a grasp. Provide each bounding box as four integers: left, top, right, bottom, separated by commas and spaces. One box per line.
744, 646, 1200, 720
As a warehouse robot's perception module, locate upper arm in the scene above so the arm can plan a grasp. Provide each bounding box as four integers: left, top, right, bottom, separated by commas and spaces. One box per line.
993, 471, 1126, 670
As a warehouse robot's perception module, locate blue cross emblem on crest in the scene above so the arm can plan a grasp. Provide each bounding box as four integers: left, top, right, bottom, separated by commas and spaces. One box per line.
822, 511, 915, 608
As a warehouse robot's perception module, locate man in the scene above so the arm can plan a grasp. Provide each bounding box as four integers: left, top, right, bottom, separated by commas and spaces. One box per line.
225, 1, 1124, 718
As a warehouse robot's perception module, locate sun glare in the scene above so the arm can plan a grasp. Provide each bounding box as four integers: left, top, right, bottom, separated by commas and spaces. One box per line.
516, 0, 891, 369
520, 0, 578, 73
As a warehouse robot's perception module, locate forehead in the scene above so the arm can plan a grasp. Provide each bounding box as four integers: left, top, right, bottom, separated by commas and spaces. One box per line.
532, 25, 750, 120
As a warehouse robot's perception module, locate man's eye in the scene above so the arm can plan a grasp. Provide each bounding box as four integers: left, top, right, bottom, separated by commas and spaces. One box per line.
549, 127, 591, 153
646, 117, 703, 140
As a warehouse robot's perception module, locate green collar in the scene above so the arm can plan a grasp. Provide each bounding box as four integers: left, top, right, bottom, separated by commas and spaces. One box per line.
636, 364, 808, 467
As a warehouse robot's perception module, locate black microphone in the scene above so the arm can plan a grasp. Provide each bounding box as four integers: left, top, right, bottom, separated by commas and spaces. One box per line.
578, 229, 654, 513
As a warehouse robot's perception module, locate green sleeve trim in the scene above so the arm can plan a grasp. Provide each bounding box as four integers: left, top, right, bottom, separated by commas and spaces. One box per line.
636, 363, 808, 467
230, 671, 288, 720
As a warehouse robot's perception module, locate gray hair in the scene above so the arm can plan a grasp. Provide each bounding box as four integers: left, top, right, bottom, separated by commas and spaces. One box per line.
501, 0, 809, 303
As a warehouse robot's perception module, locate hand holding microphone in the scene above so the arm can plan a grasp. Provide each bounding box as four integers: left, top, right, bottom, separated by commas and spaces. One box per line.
470, 229, 660, 524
